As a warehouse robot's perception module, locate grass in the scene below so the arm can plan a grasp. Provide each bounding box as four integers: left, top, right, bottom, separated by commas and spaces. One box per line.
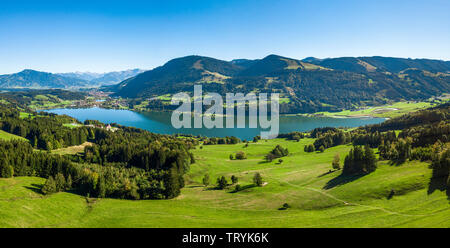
0, 130, 27, 141
312, 101, 444, 118
0, 138, 448, 227
19, 112, 32, 119
52, 142, 93, 155
279, 97, 291, 104
63, 123, 83, 129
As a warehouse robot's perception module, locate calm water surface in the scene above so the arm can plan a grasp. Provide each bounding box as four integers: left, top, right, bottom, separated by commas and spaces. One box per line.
45, 107, 386, 140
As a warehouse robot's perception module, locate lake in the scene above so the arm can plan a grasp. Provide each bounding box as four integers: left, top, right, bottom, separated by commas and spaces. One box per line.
45, 107, 386, 140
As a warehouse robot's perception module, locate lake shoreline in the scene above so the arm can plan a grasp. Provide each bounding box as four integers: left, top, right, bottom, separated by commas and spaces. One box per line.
39, 105, 387, 120
42, 107, 386, 140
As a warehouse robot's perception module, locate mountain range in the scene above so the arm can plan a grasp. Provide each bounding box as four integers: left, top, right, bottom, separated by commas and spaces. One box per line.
57, 69, 144, 86
0, 69, 143, 89
1, 55, 449, 114
111, 55, 450, 113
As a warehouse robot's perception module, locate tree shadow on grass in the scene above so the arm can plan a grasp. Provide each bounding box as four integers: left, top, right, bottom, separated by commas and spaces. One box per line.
23, 183, 44, 195
323, 173, 365, 190
317, 170, 337, 178
229, 184, 256, 193
427, 173, 450, 201
186, 185, 204, 189
258, 160, 272, 165
205, 186, 227, 191
388, 159, 408, 167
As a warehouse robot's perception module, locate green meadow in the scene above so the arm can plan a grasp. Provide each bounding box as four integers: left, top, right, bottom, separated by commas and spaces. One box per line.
0, 130, 27, 141
312, 101, 442, 118
0, 138, 448, 227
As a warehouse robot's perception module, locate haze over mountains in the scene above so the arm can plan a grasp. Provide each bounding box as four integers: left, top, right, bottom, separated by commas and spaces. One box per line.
111, 54, 450, 113
0, 69, 143, 89
57, 69, 144, 86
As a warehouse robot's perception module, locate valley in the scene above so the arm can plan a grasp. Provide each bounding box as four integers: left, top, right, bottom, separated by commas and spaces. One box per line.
0, 55, 448, 229
0, 101, 449, 227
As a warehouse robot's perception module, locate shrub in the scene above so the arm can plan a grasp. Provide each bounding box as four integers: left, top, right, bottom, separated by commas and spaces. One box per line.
304, 144, 315, 152
318, 145, 325, 153
264, 153, 275, 162
202, 174, 210, 187
265, 145, 288, 162
54, 173, 66, 191
231, 175, 238, 184
235, 151, 247, 160
253, 172, 263, 187
41, 176, 57, 195
332, 154, 341, 170
217, 176, 228, 189
234, 184, 241, 192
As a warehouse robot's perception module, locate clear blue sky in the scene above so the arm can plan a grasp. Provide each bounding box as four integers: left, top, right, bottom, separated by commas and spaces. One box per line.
0, 0, 449, 74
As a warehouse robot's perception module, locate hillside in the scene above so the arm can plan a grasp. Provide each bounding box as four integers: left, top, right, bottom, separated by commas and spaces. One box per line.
0, 70, 90, 89
112, 55, 450, 113
111, 55, 242, 98
310, 56, 450, 74
0, 89, 87, 110
0, 101, 449, 227
0, 139, 448, 227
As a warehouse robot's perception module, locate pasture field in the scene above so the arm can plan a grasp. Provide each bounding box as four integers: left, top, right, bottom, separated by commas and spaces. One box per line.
0, 130, 27, 141
51, 142, 93, 155
312, 101, 442, 118
0, 138, 449, 227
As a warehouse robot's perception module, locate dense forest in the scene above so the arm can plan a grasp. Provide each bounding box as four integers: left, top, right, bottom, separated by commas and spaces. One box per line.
0, 103, 198, 199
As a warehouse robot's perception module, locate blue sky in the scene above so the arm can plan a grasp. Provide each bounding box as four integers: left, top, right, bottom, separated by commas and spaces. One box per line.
0, 0, 449, 74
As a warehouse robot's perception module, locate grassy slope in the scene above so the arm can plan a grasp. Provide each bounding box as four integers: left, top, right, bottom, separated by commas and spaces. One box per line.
0, 130, 27, 141
312, 101, 440, 118
0, 139, 448, 227
51, 142, 93, 155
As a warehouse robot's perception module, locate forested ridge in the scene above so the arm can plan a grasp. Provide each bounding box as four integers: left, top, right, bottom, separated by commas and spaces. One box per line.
0, 104, 198, 199
112, 55, 450, 114
0, 89, 87, 111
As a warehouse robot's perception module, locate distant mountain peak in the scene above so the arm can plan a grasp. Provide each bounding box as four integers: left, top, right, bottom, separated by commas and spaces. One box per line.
0, 69, 88, 89
19, 69, 43, 74
57, 69, 144, 86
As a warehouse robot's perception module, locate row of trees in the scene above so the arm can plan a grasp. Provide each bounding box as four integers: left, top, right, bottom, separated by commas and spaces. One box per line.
203, 136, 241, 145
202, 173, 264, 190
